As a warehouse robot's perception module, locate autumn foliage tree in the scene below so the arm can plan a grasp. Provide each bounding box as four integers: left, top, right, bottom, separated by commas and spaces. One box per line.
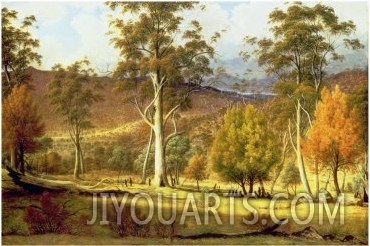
2, 85, 45, 173
302, 86, 362, 197
211, 105, 279, 195
185, 153, 208, 191
48, 60, 102, 179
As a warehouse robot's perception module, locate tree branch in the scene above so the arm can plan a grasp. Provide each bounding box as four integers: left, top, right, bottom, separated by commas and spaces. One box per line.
164, 111, 184, 146
288, 119, 297, 153
133, 98, 154, 129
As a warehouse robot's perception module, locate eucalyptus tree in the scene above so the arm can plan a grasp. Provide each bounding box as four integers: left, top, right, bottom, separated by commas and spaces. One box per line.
107, 2, 220, 186
241, 2, 363, 195
48, 60, 103, 179
2, 7, 41, 97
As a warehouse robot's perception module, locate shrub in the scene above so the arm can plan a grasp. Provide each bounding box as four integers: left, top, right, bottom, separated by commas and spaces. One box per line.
3, 211, 29, 236
24, 191, 70, 234
152, 221, 175, 239
109, 205, 151, 238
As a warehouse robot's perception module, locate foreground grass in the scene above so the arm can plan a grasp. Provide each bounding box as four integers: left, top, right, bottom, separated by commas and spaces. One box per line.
2, 171, 368, 245
3, 234, 358, 245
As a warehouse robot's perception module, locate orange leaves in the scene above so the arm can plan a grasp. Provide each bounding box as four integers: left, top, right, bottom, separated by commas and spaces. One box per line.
302, 86, 361, 169
2, 84, 45, 157
185, 153, 208, 182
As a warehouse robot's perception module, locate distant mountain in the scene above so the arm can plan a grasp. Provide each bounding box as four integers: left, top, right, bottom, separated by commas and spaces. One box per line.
212, 35, 368, 92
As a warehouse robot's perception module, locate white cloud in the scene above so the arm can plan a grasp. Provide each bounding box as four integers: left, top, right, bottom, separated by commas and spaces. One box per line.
4, 2, 69, 26
3, 1, 367, 75
38, 35, 73, 69
69, 11, 119, 73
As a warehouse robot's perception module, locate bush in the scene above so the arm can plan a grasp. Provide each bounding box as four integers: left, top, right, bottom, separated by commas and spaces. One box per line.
152, 221, 175, 239
109, 205, 151, 238
23, 191, 84, 234
3, 211, 29, 236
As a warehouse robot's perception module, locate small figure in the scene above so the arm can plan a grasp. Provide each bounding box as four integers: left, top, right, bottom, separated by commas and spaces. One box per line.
266, 192, 272, 199
258, 187, 261, 198
129, 177, 133, 187
124, 179, 128, 187
148, 178, 151, 186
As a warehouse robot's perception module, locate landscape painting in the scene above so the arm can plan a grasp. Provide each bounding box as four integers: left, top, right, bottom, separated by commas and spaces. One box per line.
1, 1, 368, 245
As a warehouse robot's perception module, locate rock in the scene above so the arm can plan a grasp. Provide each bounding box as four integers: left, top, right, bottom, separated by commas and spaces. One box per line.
292, 226, 323, 240
322, 234, 336, 240
341, 235, 366, 244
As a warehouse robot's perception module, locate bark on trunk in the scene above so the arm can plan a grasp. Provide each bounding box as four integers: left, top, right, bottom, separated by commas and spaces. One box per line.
19, 145, 25, 174
73, 140, 81, 179
248, 177, 254, 194
10, 147, 17, 170
79, 150, 84, 174
341, 172, 346, 192
314, 159, 319, 198
153, 87, 168, 187
258, 177, 266, 197
141, 129, 153, 184
241, 181, 247, 196
296, 100, 312, 196
332, 166, 341, 198
270, 136, 288, 194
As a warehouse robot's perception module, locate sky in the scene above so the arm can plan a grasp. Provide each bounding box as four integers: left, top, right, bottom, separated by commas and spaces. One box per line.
2, 1, 369, 77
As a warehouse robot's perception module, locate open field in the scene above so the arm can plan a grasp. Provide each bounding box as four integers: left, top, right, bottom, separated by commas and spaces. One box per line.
2, 170, 368, 245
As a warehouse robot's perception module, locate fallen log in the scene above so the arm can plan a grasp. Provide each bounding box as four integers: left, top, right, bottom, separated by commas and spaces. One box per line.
5, 166, 129, 195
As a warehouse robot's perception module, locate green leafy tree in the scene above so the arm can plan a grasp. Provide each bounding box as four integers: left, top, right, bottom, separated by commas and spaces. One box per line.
107, 2, 219, 187
211, 105, 279, 195
185, 153, 208, 191
2, 85, 45, 173
348, 83, 368, 201
241, 2, 363, 195
134, 145, 154, 176
48, 60, 103, 179
108, 146, 132, 173
2, 7, 41, 96
166, 135, 191, 185
91, 146, 105, 170
45, 152, 62, 174
281, 163, 301, 196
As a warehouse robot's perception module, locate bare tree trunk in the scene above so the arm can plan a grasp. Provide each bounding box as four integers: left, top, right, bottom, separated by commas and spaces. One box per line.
73, 139, 81, 179
79, 149, 84, 174
142, 128, 153, 184
341, 171, 346, 192
19, 145, 25, 174
270, 133, 288, 194
314, 159, 319, 198
296, 100, 312, 196
10, 147, 17, 170
332, 166, 341, 198
248, 177, 254, 194
259, 177, 266, 197
324, 170, 330, 190
153, 87, 168, 187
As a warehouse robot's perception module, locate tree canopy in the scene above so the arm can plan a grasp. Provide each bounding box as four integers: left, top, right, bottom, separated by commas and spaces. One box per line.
2, 84, 45, 173
185, 153, 208, 191
211, 104, 279, 195
2, 7, 41, 96
107, 2, 220, 187
302, 86, 362, 197
48, 59, 103, 178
